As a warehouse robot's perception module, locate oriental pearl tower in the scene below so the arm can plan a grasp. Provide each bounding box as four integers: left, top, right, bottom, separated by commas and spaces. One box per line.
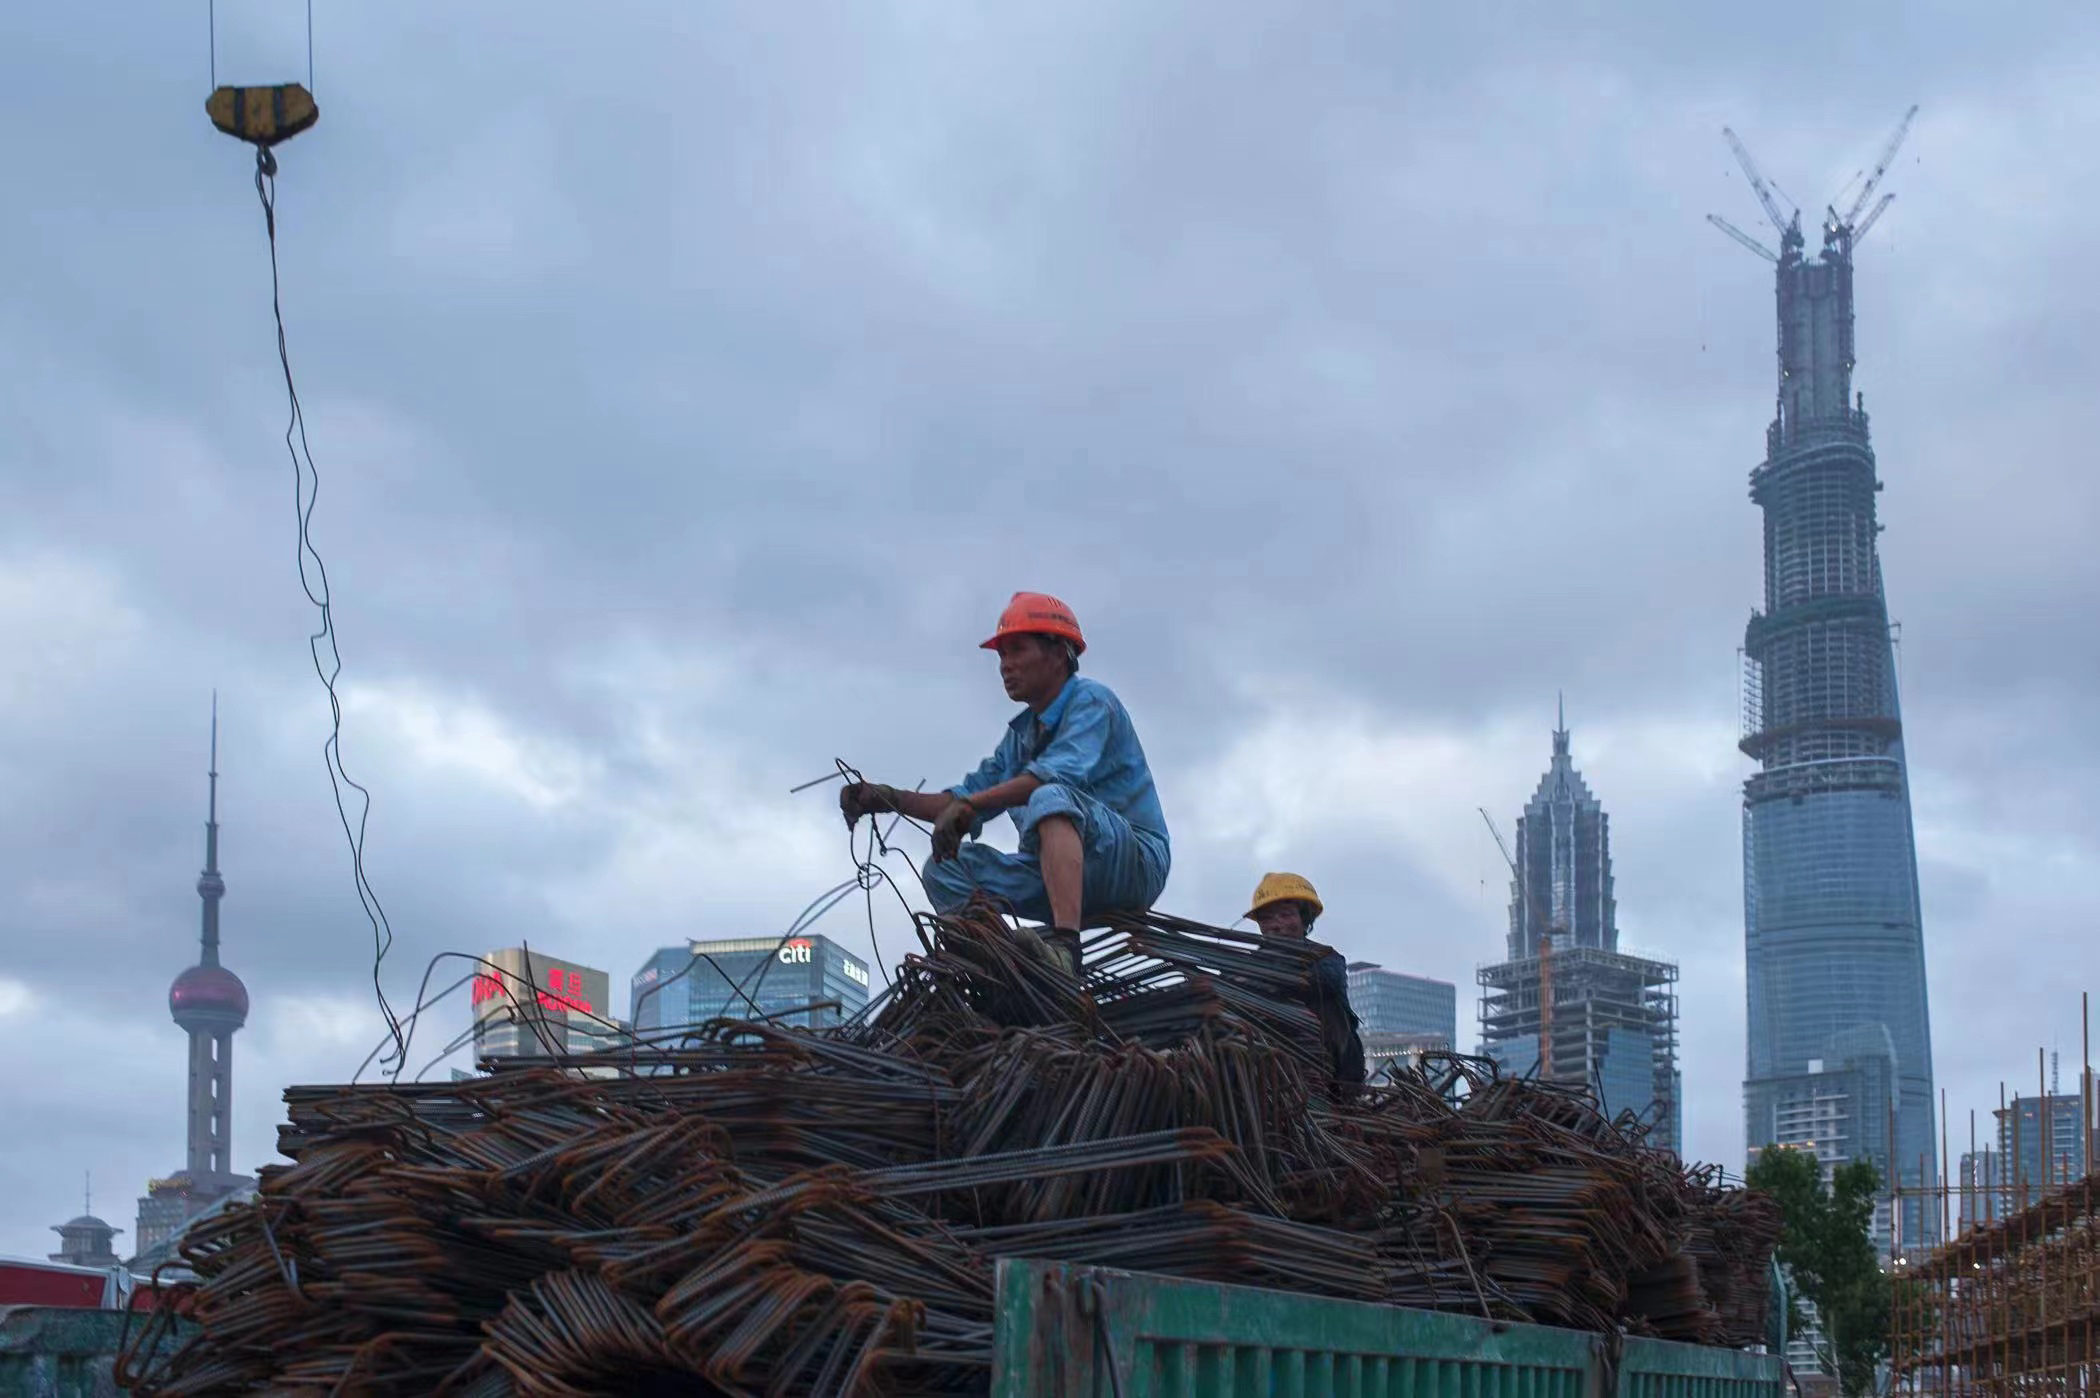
166, 697, 249, 1187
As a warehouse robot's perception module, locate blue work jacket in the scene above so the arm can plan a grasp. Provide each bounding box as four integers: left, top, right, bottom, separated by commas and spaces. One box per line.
948, 676, 1170, 863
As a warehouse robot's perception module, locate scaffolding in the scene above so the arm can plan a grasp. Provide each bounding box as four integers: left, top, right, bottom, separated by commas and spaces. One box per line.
1890, 998, 2099, 1394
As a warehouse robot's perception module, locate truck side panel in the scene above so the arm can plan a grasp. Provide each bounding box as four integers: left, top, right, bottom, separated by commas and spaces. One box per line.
993, 1260, 1782, 1398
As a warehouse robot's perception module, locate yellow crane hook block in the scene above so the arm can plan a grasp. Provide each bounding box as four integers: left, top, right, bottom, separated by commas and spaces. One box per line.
206, 83, 319, 148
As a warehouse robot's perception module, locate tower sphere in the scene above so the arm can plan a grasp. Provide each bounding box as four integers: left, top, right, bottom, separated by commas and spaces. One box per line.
170, 963, 249, 1031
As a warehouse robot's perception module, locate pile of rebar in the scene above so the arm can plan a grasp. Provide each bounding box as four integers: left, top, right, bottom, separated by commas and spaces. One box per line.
123, 907, 1779, 1395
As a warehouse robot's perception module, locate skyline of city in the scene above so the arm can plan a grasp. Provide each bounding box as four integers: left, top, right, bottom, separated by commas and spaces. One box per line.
4, 11, 2090, 1264
24, 700, 2090, 1263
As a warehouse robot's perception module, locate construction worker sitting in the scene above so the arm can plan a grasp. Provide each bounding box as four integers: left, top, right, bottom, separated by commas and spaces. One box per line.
1246, 873, 1367, 1097
842, 592, 1171, 974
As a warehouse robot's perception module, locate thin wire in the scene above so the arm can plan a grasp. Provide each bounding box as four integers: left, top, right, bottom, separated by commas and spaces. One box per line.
713, 858, 892, 1027
306, 0, 314, 93
356, 950, 641, 1083
254, 149, 408, 1071
208, 0, 216, 89
360, 787, 942, 1083
831, 758, 959, 973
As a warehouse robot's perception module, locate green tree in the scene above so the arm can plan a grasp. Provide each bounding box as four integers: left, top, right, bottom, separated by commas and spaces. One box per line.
1745, 1147, 1889, 1396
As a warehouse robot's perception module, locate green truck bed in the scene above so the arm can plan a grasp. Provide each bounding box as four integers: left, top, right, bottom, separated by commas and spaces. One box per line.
3, 1268, 1782, 1396
992, 1260, 1783, 1398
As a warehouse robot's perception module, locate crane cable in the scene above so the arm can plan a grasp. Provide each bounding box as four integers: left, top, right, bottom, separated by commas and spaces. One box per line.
209, 22, 406, 1071
249, 144, 407, 1074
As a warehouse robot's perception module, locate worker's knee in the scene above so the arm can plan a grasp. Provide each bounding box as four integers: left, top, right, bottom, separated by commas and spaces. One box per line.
1033, 812, 1080, 845
1019, 784, 1086, 841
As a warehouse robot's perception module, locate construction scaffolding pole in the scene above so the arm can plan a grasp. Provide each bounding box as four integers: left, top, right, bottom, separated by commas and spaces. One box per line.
1892, 994, 2100, 1394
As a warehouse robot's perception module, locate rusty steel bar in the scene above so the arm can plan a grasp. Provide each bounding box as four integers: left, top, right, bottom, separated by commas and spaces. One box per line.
126, 903, 1780, 1395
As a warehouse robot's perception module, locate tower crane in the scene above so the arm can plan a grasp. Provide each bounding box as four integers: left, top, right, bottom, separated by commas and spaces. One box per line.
1852, 192, 1896, 246
1706, 214, 1779, 264
1841, 105, 1919, 229
1479, 808, 1562, 1081
1722, 126, 1802, 244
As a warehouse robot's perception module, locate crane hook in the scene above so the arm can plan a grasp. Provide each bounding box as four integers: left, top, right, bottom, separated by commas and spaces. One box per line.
206, 83, 319, 150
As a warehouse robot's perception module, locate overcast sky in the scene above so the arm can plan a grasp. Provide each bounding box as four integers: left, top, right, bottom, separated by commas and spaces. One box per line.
3, 1, 2097, 1258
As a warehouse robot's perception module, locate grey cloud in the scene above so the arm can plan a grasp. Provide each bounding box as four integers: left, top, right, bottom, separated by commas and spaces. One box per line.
4, 0, 2097, 1250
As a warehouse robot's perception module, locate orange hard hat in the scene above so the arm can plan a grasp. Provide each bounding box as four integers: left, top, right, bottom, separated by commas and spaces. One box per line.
981, 592, 1086, 655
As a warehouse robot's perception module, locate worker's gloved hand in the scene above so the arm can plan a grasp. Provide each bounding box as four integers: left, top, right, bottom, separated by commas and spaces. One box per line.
929, 798, 978, 861
840, 782, 898, 827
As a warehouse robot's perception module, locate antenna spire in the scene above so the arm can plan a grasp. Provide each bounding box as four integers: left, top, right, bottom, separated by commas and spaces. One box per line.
208, 690, 220, 830
198, 692, 226, 967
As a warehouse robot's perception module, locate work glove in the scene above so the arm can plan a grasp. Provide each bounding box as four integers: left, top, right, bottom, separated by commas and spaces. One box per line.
929, 797, 979, 861
840, 782, 899, 827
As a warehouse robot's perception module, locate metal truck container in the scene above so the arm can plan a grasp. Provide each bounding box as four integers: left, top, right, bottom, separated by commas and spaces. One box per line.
992, 1260, 1783, 1397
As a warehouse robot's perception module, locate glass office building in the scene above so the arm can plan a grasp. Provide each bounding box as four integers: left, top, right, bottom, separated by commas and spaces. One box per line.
1736, 210, 1936, 1247
1346, 965, 1456, 1047
630, 934, 871, 1038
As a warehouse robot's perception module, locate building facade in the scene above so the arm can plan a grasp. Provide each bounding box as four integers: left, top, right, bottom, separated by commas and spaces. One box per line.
1346, 964, 1456, 1045
469, 948, 617, 1062
631, 934, 871, 1037
1364, 1031, 1453, 1083
136, 704, 255, 1265
1478, 718, 1681, 1153
1994, 1092, 2089, 1201
1747, 1024, 1899, 1245
1731, 188, 1938, 1247
1507, 709, 1614, 960
1959, 1147, 2004, 1233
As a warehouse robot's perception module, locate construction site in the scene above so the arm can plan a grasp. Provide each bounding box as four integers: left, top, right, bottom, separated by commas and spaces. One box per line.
0, 12, 2023, 1392
1887, 1005, 2100, 1394
112, 908, 1783, 1395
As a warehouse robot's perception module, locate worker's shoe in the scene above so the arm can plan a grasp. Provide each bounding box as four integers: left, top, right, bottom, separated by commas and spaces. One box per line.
1020, 926, 1082, 977
1043, 927, 1082, 977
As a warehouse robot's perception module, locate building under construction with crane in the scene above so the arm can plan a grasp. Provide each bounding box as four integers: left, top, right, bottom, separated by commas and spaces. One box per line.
1478, 713, 1682, 1154
1713, 108, 1940, 1251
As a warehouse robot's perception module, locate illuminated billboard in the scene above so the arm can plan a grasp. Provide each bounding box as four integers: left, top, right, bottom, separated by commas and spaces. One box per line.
470, 948, 614, 1061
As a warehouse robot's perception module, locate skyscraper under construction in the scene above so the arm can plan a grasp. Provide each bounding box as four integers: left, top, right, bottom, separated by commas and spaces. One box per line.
1717, 111, 1938, 1247
1478, 712, 1681, 1154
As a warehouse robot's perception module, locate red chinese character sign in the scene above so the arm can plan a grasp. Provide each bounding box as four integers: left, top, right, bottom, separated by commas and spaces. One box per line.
469, 950, 609, 1030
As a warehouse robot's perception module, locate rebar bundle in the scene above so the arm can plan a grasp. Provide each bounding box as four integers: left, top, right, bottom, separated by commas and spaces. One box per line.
123, 906, 1778, 1395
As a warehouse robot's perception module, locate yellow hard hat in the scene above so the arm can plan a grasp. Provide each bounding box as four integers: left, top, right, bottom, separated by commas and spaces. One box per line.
1246, 872, 1323, 921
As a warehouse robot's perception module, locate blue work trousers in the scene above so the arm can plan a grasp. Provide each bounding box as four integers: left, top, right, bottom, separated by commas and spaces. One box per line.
922, 783, 1168, 924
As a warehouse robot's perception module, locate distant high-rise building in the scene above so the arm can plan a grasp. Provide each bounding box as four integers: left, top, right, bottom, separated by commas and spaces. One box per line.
136, 700, 255, 1263
469, 949, 618, 1062
632, 934, 871, 1037
1723, 122, 1939, 1248
1994, 1092, 2089, 1201
1959, 1147, 2005, 1233
1747, 1027, 1899, 1247
1345, 964, 1456, 1045
1507, 703, 1615, 961
1479, 713, 1681, 1153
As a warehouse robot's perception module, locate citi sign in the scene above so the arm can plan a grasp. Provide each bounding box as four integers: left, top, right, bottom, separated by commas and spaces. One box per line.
778, 939, 814, 965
